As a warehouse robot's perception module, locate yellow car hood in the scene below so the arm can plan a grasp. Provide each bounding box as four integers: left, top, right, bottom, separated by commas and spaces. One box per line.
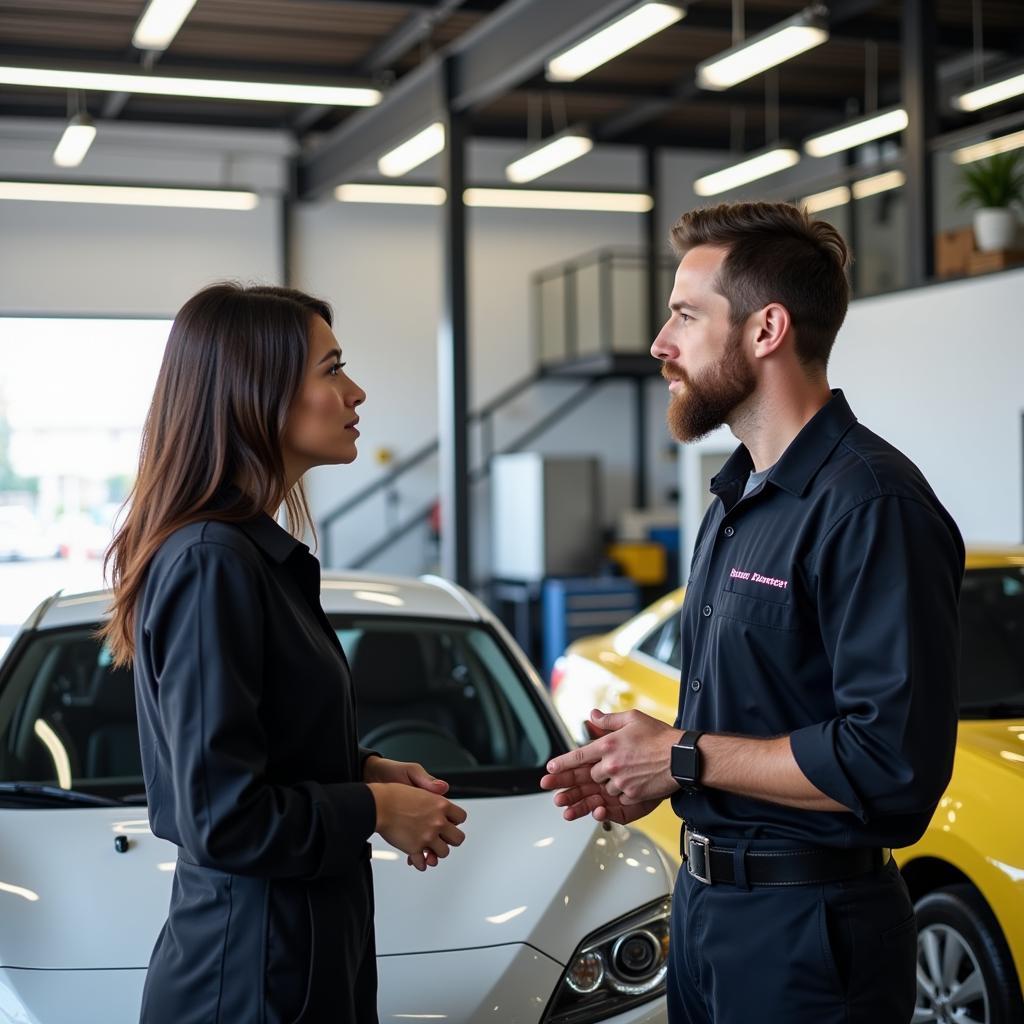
957, 720, 1024, 773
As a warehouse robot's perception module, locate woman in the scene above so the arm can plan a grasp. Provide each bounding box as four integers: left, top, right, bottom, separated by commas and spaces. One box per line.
103, 283, 467, 1023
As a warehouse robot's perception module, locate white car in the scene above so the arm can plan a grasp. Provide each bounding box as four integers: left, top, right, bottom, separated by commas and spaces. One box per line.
0, 505, 58, 561
0, 572, 674, 1023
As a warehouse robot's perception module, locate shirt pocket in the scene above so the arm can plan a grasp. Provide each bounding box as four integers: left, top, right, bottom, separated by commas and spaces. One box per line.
718, 586, 798, 631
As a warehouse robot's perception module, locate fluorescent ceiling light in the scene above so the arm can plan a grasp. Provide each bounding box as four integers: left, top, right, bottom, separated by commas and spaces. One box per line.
0, 181, 259, 210
335, 184, 446, 205
0, 65, 380, 106
800, 185, 851, 214
697, 8, 828, 91
378, 122, 445, 178
851, 169, 905, 200
799, 170, 905, 211
334, 184, 653, 212
954, 69, 1024, 112
546, 3, 685, 83
803, 107, 908, 157
693, 146, 800, 196
953, 128, 1024, 164
505, 132, 594, 184
798, 169, 905, 209
133, 0, 198, 50
53, 114, 96, 168
464, 188, 653, 212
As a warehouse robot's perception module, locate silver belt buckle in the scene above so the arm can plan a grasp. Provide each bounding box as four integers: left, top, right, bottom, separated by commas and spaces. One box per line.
686, 832, 712, 885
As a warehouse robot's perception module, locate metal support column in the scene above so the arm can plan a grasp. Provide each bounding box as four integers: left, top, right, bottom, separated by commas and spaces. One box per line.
902, 0, 937, 286
636, 147, 661, 511
279, 155, 298, 288
644, 147, 662, 347
438, 58, 471, 586
634, 378, 648, 509
842, 149, 860, 296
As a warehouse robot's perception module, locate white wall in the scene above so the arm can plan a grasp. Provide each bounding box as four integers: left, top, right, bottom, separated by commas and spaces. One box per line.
678, 265, 1024, 570
0, 199, 283, 315
0, 119, 288, 314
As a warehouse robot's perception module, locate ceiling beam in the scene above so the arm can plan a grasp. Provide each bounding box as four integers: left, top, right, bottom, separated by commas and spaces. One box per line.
360, 0, 469, 74
298, 0, 640, 196
594, 0, 892, 143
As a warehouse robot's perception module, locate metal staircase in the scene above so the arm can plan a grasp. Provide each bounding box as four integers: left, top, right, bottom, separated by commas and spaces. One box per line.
317, 247, 676, 573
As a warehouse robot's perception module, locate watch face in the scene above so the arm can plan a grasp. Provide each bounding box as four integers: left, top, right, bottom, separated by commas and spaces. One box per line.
671, 742, 697, 784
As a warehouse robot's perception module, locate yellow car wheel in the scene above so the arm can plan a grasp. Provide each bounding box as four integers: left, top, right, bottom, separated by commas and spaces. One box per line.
914, 884, 1024, 1024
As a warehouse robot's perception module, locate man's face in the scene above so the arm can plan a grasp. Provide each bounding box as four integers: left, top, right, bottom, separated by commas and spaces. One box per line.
650, 244, 756, 443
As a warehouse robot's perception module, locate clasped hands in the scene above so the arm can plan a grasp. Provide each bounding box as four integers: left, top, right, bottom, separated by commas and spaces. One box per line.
364, 756, 467, 873
541, 708, 683, 825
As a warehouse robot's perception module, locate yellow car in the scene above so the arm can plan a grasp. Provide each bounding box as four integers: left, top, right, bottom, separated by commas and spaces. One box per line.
551, 548, 1024, 1024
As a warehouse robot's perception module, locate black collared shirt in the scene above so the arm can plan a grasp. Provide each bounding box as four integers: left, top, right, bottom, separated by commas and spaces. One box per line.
673, 391, 965, 849
134, 511, 377, 877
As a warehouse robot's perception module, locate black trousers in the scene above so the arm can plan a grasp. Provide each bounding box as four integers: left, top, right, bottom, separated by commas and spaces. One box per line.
667, 849, 918, 1023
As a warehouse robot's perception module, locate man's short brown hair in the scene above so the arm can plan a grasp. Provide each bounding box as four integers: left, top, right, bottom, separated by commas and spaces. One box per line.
670, 201, 852, 368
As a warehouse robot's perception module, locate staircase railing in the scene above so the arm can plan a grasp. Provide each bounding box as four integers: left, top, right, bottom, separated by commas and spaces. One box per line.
318, 246, 672, 570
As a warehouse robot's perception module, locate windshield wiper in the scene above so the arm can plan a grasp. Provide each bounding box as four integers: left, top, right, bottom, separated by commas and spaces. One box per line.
960, 702, 1024, 719
0, 783, 122, 807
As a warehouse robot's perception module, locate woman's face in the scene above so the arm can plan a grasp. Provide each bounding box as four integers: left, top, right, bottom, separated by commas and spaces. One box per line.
282, 314, 366, 474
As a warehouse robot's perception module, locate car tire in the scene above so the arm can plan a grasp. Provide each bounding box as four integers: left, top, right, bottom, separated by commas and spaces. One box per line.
913, 883, 1024, 1024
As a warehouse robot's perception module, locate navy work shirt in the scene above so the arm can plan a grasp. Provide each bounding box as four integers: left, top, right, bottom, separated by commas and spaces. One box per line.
134, 510, 381, 1021
134, 512, 378, 876
673, 391, 965, 850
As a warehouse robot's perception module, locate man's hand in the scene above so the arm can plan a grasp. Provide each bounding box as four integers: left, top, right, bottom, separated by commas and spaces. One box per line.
540, 709, 680, 823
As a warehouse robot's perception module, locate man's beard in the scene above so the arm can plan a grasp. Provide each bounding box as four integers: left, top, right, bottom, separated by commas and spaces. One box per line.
664, 323, 756, 443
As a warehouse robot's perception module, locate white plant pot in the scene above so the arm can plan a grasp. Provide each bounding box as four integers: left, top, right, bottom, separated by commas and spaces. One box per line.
973, 207, 1019, 252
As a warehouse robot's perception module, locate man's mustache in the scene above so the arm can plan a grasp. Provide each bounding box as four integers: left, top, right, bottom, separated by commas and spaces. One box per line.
661, 362, 687, 384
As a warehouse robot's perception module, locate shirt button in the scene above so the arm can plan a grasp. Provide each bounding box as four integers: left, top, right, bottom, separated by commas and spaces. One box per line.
723, 526, 735, 537
702, 604, 712, 617
691, 679, 702, 692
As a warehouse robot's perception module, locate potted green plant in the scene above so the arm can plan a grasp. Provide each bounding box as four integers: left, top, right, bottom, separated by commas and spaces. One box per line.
957, 150, 1024, 252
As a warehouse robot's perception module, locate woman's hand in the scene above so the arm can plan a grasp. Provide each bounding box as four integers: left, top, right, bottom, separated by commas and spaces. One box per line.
367, 783, 468, 872
363, 755, 449, 795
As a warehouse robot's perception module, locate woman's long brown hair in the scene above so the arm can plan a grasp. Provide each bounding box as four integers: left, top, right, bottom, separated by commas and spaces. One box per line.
101, 282, 333, 666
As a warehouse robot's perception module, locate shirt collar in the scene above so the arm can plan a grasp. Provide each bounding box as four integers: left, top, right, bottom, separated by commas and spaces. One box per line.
205, 484, 305, 564
710, 389, 857, 501
236, 512, 305, 565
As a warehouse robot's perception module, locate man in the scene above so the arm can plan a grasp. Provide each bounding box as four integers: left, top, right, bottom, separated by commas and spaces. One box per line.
541, 200, 963, 1023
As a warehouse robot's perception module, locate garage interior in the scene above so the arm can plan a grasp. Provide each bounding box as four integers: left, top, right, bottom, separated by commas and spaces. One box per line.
1, 1, 1023, 1022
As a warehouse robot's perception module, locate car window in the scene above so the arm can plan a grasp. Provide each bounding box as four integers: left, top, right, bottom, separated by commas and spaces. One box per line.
959, 567, 1024, 717
0, 617, 559, 803
336, 616, 556, 781
0, 627, 142, 801
635, 612, 681, 672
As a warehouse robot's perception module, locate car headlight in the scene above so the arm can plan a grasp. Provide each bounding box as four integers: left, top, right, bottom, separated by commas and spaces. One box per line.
543, 896, 671, 1023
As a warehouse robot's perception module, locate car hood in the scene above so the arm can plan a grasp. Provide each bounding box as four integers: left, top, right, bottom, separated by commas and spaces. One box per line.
957, 719, 1024, 774
0, 794, 674, 969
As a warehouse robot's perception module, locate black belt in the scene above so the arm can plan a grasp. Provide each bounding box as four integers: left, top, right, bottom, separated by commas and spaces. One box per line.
683, 828, 892, 887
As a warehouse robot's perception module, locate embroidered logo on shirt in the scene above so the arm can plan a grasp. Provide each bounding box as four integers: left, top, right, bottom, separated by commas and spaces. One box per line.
729, 567, 789, 590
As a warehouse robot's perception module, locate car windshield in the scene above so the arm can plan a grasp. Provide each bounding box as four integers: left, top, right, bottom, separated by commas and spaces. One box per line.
0, 614, 562, 805
959, 566, 1024, 719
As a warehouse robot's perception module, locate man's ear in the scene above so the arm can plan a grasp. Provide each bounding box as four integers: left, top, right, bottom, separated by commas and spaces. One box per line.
751, 303, 792, 360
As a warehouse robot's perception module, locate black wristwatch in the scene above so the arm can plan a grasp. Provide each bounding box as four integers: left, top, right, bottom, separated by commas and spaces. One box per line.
670, 730, 704, 794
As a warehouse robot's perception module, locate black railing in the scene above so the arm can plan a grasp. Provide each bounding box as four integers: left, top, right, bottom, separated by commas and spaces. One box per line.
532, 247, 676, 370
